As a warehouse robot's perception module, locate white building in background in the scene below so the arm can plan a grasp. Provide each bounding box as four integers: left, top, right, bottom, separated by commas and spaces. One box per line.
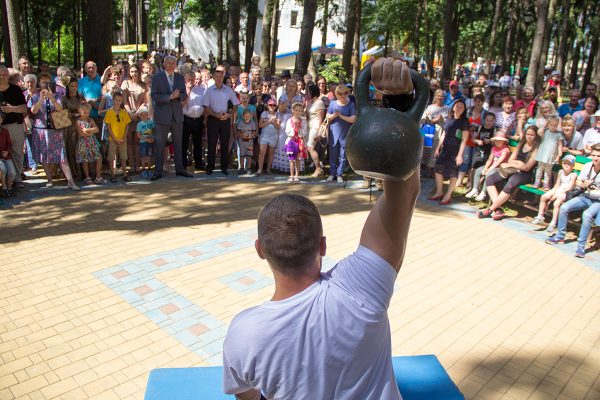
162, 0, 346, 70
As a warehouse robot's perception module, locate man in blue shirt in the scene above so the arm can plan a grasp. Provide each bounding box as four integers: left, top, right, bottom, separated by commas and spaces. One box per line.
78, 61, 103, 121
558, 89, 583, 117
443, 80, 464, 106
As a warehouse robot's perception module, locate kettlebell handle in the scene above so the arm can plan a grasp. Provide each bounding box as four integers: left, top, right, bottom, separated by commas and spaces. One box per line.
355, 60, 430, 123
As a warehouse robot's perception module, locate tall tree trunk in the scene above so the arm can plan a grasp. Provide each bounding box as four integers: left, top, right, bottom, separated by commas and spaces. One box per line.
342, 0, 357, 78
227, 0, 241, 65
582, 34, 598, 91
525, 0, 550, 91
217, 2, 225, 61
158, 0, 164, 47
429, 32, 437, 78
383, 32, 389, 57
270, 0, 279, 71
142, 4, 148, 45
502, 0, 517, 73
414, 0, 423, 58
319, 0, 329, 64
260, 0, 274, 70
442, 0, 458, 82
555, 0, 571, 79
36, 21, 41, 64
122, 1, 129, 45
72, 1, 78, 68
1, 0, 12, 66
423, 0, 429, 67
351, 0, 361, 84
57, 28, 61, 66
536, 0, 557, 89
485, 0, 503, 76
294, 0, 318, 76
23, 0, 32, 61
568, 4, 586, 88
5, 0, 25, 67
244, 0, 258, 71
82, 0, 113, 70
177, 0, 184, 53
592, 43, 600, 89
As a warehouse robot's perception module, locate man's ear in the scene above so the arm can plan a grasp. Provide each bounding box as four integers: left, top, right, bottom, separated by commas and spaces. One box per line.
319, 236, 327, 257
255, 239, 266, 259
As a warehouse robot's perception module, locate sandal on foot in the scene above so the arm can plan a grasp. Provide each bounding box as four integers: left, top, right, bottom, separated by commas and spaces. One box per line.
84, 178, 93, 185
94, 177, 107, 184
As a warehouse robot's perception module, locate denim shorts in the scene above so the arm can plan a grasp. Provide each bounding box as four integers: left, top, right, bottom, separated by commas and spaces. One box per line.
259, 131, 277, 147
139, 142, 154, 157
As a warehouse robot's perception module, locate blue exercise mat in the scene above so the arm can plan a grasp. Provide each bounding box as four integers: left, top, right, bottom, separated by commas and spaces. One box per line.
144, 354, 463, 399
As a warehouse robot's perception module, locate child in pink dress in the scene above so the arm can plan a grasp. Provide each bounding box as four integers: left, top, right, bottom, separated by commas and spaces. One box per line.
284, 102, 307, 183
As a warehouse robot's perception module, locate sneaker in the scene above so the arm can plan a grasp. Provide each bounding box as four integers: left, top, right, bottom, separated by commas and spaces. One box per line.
575, 248, 586, 258
531, 215, 545, 225
545, 235, 565, 245
337, 176, 344, 184
238, 169, 245, 175
465, 189, 478, 199
475, 191, 487, 202
545, 223, 556, 233
326, 176, 336, 183
492, 209, 506, 220
477, 208, 493, 219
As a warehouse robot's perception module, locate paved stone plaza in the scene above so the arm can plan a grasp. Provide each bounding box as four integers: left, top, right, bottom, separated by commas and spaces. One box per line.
1, 175, 599, 399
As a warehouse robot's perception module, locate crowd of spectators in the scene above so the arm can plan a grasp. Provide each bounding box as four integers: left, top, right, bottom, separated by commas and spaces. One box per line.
420, 69, 599, 258
0, 53, 598, 257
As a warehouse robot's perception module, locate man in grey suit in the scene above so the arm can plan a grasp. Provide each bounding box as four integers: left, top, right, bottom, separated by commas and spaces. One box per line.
150, 56, 193, 180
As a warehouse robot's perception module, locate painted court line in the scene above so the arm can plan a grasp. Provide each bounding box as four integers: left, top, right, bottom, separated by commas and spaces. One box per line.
95, 228, 340, 365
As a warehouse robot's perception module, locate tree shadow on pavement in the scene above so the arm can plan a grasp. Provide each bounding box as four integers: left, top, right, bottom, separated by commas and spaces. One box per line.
460, 353, 599, 399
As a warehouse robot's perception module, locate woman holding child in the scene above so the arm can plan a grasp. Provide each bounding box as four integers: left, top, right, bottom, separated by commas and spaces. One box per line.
429, 99, 469, 205
61, 79, 86, 180
29, 73, 79, 190
121, 64, 146, 173
477, 125, 541, 220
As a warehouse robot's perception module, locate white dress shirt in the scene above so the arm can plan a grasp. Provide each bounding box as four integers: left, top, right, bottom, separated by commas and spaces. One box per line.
184, 85, 206, 118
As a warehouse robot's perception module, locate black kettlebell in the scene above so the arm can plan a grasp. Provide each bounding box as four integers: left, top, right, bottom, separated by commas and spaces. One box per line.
346, 61, 430, 181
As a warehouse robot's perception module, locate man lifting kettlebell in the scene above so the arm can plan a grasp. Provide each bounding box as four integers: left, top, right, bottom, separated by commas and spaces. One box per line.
222, 58, 428, 400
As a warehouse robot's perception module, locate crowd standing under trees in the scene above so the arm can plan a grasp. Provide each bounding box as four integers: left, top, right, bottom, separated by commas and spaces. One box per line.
0, 0, 599, 259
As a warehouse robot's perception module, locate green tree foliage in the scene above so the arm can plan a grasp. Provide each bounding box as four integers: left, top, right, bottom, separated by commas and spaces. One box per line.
317, 56, 348, 83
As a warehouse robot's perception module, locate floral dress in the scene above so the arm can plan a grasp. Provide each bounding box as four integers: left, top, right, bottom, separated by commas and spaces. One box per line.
62, 95, 85, 177
76, 119, 102, 163
28, 93, 67, 164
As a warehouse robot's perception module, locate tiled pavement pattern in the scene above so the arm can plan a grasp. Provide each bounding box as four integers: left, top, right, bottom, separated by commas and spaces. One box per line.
1, 175, 599, 399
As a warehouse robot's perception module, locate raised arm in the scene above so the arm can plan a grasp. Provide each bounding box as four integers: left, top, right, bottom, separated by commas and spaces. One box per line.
360, 172, 420, 272
358, 58, 420, 272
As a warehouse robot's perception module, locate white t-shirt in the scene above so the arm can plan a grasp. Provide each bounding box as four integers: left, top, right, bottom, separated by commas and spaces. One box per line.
579, 161, 600, 200
222, 246, 401, 400
582, 128, 600, 150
